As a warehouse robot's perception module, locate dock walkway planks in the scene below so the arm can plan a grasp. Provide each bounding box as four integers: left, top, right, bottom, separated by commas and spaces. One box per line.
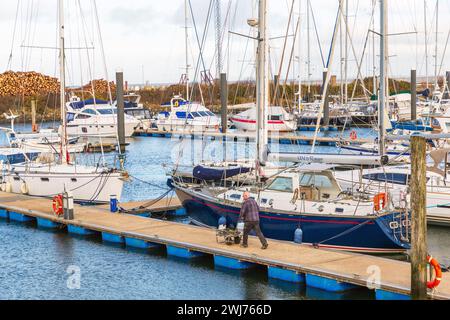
0, 191, 448, 300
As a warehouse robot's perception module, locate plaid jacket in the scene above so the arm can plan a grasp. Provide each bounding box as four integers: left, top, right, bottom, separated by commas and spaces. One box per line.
239, 198, 260, 222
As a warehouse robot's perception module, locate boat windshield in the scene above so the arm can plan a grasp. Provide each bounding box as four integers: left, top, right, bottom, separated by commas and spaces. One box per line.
97, 109, 117, 115
299, 173, 334, 188
267, 177, 293, 192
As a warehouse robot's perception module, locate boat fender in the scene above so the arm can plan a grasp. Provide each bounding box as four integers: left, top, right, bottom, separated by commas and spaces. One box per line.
236, 222, 245, 234
5, 182, 12, 193
218, 216, 227, 229
294, 228, 303, 244
52, 194, 64, 217
374, 193, 387, 211
427, 255, 442, 289
350, 130, 358, 141
20, 182, 29, 195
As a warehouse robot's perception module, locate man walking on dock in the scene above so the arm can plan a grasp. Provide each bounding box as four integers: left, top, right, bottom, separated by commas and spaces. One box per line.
239, 192, 268, 250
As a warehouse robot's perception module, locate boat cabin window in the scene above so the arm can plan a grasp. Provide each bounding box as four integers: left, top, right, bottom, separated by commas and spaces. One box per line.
267, 177, 293, 192
66, 113, 75, 122
363, 173, 408, 185
76, 114, 92, 120
191, 112, 201, 118
269, 115, 281, 121
84, 109, 98, 115
129, 109, 151, 118
299, 173, 333, 188
176, 112, 194, 119
229, 194, 241, 200
199, 111, 208, 117
97, 109, 117, 115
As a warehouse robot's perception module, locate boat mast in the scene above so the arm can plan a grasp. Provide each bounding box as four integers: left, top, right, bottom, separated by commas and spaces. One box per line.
59, 0, 68, 164
185, 0, 190, 101
424, 0, 429, 89
306, 0, 311, 96
372, 0, 376, 95
256, 0, 269, 168
297, 0, 302, 112
379, 0, 387, 156
434, 0, 438, 91
344, 0, 348, 104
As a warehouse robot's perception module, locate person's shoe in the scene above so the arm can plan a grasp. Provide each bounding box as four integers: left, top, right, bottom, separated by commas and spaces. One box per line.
261, 243, 268, 250
240, 244, 248, 248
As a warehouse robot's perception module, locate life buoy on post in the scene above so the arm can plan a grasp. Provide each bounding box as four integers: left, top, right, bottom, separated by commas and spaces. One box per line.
374, 193, 388, 211
427, 255, 442, 289
52, 194, 64, 217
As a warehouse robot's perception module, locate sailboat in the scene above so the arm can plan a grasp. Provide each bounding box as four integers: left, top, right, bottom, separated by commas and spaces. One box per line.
156, 0, 221, 134
0, 0, 126, 204
171, 0, 411, 253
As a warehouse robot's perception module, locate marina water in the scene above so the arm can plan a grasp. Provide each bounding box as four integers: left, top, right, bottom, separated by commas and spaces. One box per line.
1, 124, 449, 300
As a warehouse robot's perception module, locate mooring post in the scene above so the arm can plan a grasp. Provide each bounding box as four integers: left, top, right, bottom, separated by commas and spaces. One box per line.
322, 70, 330, 127
116, 71, 126, 153
410, 135, 428, 300
411, 70, 417, 121
445, 71, 450, 99
273, 75, 280, 105
63, 189, 74, 220
31, 99, 37, 132
220, 73, 228, 134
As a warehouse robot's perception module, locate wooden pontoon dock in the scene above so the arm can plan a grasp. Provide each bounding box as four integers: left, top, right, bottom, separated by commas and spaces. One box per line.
133, 128, 371, 146
0, 191, 448, 300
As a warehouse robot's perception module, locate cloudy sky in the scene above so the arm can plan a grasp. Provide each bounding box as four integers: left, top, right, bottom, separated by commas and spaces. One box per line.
1, 0, 450, 86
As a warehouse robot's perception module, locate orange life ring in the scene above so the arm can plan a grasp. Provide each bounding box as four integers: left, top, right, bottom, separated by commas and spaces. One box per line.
350, 130, 358, 141
374, 193, 388, 211
427, 255, 442, 289
52, 194, 64, 216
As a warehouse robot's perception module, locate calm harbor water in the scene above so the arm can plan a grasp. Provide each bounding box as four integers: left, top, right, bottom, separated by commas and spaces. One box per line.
0, 123, 449, 300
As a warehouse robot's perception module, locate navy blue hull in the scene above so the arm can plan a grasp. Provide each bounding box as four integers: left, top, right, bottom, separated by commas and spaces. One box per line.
179, 191, 410, 253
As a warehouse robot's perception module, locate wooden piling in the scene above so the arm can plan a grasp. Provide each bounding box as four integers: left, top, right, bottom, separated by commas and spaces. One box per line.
273, 75, 280, 105
445, 71, 450, 100
410, 136, 428, 300
31, 99, 37, 132
411, 70, 417, 121
116, 71, 126, 153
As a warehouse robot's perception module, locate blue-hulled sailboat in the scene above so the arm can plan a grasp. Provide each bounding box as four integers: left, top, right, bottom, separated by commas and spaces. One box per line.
171, 0, 411, 253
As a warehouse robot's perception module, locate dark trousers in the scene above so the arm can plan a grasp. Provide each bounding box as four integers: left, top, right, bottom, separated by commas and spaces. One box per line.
242, 221, 267, 246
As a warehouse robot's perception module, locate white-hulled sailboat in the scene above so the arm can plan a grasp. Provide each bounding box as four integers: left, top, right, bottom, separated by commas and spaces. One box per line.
0, 0, 126, 204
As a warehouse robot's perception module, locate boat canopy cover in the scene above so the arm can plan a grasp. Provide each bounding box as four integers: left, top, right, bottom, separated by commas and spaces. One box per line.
193, 165, 251, 181
69, 98, 109, 109
0, 151, 40, 164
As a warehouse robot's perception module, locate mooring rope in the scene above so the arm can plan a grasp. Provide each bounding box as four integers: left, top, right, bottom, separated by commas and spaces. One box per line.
313, 218, 374, 247
118, 188, 174, 214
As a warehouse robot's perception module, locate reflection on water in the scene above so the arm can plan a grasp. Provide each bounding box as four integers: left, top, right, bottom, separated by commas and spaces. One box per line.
0, 124, 449, 299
